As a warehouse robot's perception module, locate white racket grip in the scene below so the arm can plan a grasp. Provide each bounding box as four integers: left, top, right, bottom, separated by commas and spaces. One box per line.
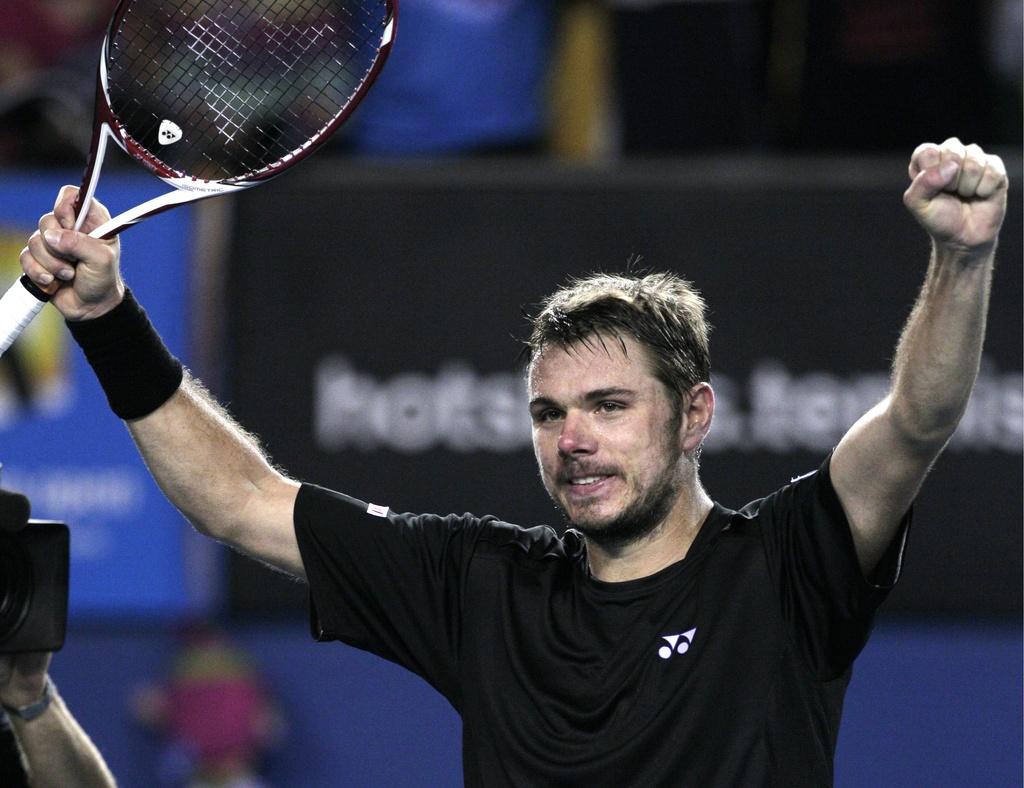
0, 276, 49, 357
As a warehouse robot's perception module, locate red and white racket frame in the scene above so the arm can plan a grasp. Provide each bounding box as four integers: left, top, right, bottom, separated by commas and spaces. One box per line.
0, 1, 396, 357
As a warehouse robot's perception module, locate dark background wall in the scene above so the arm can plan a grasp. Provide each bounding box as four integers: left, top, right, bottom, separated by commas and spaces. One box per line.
224, 157, 1022, 618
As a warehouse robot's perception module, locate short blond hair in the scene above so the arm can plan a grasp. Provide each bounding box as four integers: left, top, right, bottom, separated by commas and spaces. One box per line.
527, 271, 711, 397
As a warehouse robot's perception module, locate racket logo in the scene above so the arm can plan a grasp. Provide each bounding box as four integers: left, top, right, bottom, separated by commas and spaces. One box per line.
158, 120, 183, 145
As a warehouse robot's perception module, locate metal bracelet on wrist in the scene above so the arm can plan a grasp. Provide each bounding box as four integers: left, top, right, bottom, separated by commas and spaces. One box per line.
1, 676, 55, 722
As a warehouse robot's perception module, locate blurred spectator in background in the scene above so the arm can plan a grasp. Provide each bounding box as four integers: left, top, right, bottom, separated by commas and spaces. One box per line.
605, 0, 1022, 155
986, 0, 1024, 143
609, 0, 770, 153
0, 0, 1016, 164
0, 0, 107, 165
132, 622, 284, 788
770, 0, 1015, 151
337, 0, 557, 156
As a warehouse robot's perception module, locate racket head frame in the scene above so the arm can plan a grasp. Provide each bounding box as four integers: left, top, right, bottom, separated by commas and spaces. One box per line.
0, 0, 396, 356
74, 0, 398, 238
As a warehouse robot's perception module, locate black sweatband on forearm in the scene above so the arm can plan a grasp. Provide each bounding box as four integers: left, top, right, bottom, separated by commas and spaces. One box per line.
66, 288, 184, 420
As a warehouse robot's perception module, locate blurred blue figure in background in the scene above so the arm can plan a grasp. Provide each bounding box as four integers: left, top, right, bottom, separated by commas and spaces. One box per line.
339, 0, 556, 156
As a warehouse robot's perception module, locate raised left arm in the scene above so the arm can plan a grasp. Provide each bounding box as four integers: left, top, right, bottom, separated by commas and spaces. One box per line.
831, 138, 1009, 575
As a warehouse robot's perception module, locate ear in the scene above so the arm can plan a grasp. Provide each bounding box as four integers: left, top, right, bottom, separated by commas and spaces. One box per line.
680, 383, 714, 454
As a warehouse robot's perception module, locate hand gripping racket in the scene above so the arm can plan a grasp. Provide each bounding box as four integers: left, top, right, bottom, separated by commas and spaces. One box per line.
0, 0, 396, 356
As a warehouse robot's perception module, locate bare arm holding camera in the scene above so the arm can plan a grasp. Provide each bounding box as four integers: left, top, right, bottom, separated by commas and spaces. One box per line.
0, 653, 116, 788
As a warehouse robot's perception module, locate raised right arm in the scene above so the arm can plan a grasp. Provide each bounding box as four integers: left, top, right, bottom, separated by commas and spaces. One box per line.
19, 186, 305, 579
127, 376, 304, 578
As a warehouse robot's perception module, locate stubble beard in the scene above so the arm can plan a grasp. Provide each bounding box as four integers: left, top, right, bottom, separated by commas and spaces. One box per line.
552, 439, 686, 552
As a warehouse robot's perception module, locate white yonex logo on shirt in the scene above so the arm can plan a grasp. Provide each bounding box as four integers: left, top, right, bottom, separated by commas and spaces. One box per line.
658, 628, 697, 659
366, 503, 389, 517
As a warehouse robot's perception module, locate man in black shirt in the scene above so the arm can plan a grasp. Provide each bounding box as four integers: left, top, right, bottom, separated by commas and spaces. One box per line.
18, 138, 1008, 784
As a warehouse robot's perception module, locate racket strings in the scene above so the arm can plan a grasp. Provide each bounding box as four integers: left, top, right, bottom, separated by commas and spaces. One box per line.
106, 0, 388, 181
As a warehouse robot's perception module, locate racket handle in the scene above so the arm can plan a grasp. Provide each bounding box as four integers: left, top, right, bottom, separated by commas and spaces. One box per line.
0, 276, 50, 358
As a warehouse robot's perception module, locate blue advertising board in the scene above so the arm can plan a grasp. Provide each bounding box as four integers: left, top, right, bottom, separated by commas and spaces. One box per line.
0, 170, 206, 617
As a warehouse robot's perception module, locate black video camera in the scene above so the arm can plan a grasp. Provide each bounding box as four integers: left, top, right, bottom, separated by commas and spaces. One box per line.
0, 483, 69, 653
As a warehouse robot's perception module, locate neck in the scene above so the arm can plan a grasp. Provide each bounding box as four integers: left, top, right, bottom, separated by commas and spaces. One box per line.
585, 483, 714, 583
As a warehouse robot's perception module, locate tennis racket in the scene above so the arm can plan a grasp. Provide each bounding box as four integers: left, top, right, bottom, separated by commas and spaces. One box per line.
0, 0, 396, 357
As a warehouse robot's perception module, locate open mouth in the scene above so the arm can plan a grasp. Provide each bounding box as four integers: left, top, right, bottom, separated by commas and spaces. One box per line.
568, 475, 611, 487
561, 473, 616, 497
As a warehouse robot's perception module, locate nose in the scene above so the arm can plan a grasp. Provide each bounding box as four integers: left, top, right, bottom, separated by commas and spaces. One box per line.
557, 410, 595, 456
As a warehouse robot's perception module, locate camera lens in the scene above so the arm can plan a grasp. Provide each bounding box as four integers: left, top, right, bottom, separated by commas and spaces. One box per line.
0, 532, 32, 643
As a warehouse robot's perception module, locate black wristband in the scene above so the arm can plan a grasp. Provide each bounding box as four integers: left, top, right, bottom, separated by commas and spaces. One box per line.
66, 289, 184, 420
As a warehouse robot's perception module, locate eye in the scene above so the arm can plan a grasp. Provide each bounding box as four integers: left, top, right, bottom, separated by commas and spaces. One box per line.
597, 401, 625, 414
532, 408, 563, 424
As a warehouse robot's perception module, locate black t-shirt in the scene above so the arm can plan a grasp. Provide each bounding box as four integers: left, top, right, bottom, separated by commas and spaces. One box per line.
0, 715, 29, 788
294, 456, 908, 787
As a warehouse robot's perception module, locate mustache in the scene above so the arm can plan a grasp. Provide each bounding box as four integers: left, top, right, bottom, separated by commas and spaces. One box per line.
556, 462, 620, 484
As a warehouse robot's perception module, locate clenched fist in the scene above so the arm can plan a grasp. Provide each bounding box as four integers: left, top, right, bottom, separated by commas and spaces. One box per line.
903, 137, 1008, 257
19, 185, 124, 321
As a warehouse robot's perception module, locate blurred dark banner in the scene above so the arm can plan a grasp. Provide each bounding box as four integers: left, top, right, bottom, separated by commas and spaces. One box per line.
225, 158, 1022, 618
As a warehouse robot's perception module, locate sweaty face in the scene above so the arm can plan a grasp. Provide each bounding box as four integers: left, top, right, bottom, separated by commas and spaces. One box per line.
528, 335, 685, 549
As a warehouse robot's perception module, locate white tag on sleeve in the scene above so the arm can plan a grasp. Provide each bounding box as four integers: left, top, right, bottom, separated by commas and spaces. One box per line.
367, 503, 390, 518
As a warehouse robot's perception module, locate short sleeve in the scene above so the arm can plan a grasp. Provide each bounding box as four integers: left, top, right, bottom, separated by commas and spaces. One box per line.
293, 483, 487, 707
751, 454, 910, 680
